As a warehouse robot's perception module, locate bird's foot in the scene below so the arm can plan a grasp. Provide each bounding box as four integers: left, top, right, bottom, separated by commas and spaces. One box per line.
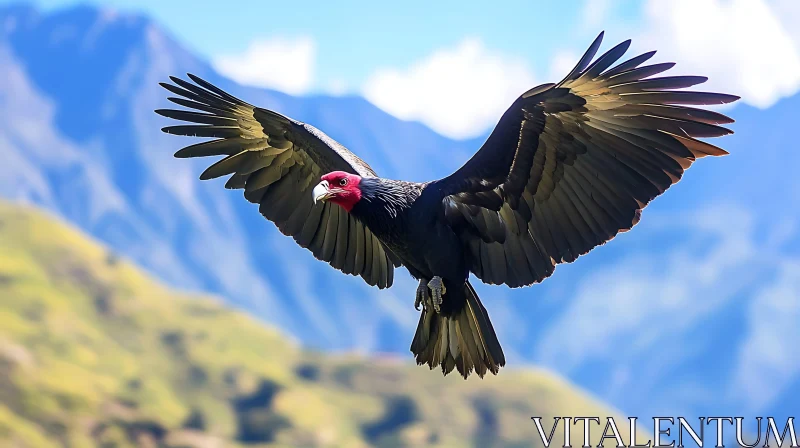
427, 276, 446, 314
415, 279, 429, 311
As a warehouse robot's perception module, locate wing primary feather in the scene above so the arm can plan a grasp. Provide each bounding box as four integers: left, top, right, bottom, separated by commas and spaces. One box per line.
581, 128, 675, 194
620, 91, 740, 105
668, 133, 730, 157
174, 138, 260, 158
162, 125, 240, 139
199, 151, 249, 180
558, 31, 605, 86
612, 103, 734, 125
187, 73, 252, 106
574, 39, 631, 83
601, 50, 657, 77
608, 75, 708, 92
169, 76, 238, 108
166, 97, 235, 116
155, 109, 237, 126
224, 174, 247, 190
585, 114, 695, 160
606, 63, 676, 84
159, 82, 210, 104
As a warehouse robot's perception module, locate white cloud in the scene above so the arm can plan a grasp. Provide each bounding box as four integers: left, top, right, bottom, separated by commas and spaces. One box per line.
636, 0, 800, 109
360, 0, 800, 140
771, 0, 800, 46
212, 36, 315, 95
362, 38, 537, 139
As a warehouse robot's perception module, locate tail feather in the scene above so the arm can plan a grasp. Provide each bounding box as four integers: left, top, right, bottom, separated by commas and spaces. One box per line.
410, 281, 505, 378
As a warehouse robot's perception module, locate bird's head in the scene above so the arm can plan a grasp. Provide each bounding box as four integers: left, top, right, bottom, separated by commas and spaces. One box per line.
312, 171, 363, 212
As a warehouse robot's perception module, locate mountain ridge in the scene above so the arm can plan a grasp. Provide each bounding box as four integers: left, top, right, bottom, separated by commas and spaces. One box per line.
0, 199, 629, 447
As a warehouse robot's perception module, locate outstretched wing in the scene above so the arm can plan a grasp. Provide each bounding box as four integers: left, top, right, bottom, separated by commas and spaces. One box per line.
157, 74, 397, 288
435, 32, 738, 287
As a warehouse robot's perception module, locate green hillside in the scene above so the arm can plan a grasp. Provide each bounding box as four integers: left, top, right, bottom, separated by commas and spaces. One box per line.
0, 201, 625, 447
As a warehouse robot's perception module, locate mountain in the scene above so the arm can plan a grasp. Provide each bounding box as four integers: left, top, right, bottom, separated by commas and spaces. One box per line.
0, 200, 627, 447
1, 3, 800, 425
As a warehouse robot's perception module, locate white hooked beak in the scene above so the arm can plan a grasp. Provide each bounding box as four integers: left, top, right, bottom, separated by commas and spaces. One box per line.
312, 180, 332, 204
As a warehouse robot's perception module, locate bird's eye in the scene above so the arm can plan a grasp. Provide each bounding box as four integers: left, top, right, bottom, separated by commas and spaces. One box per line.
339, 178, 348, 187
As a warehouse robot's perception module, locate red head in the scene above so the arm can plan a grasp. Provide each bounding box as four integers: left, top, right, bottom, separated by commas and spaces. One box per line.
312, 171, 363, 212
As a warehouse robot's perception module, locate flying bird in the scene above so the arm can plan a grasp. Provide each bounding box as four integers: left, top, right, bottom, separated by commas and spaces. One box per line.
157, 32, 738, 379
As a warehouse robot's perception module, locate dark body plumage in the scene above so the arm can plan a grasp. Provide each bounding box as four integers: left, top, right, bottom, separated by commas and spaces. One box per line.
157, 32, 738, 379
353, 179, 463, 286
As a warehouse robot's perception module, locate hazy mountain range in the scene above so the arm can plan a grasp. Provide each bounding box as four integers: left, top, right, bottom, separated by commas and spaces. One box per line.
0, 200, 626, 447
2, 3, 799, 424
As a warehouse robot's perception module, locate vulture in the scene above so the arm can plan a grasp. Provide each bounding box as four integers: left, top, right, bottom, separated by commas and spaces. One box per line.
157, 32, 738, 379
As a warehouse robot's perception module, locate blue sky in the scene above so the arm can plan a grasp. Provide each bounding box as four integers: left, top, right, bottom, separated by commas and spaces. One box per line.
4, 0, 640, 83
5, 0, 800, 140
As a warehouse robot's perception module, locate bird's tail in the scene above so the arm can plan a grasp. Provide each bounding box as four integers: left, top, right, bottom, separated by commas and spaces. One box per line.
410, 280, 505, 378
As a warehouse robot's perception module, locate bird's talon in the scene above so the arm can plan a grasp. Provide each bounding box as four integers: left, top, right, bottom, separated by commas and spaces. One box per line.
415, 279, 428, 311
427, 276, 446, 314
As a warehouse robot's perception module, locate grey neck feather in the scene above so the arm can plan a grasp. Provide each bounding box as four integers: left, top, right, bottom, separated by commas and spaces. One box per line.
351, 178, 420, 237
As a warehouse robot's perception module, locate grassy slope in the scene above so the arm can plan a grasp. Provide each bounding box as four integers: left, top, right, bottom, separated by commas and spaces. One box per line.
0, 201, 625, 447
